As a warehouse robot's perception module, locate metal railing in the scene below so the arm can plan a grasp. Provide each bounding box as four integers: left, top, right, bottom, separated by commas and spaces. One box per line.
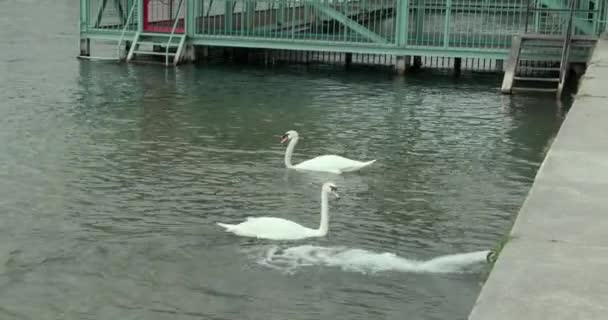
166, 0, 186, 65
117, 0, 138, 58
192, 0, 398, 43
557, 0, 577, 96
524, 0, 603, 35
82, 0, 607, 51
190, 0, 604, 48
85, 0, 139, 32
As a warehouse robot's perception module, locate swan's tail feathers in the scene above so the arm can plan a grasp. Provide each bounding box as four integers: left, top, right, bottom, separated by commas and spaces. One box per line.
358, 159, 377, 169
217, 222, 235, 231
341, 159, 376, 173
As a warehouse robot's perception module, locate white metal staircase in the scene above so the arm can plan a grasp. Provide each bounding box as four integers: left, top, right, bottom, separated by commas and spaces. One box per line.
501, 0, 596, 97
126, 32, 187, 66
126, 0, 186, 66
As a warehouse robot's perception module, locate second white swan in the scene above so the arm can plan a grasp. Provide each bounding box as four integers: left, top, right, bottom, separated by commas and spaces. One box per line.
281, 130, 376, 174
217, 182, 339, 240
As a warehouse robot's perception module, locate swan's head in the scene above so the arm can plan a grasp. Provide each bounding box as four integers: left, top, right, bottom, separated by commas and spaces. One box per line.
322, 182, 339, 198
280, 130, 299, 144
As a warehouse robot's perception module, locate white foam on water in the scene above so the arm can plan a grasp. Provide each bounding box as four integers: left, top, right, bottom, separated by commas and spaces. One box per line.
257, 245, 490, 275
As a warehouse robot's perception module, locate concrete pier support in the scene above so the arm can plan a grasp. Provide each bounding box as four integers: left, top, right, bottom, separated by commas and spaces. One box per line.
185, 43, 196, 62
413, 56, 422, 69
201, 46, 209, 61
495, 59, 504, 72
454, 57, 462, 75
345, 53, 352, 69
80, 38, 90, 56
395, 56, 410, 75
123, 41, 131, 59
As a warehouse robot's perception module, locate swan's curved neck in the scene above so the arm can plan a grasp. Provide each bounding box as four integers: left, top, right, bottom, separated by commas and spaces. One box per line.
284, 137, 298, 168
318, 190, 330, 236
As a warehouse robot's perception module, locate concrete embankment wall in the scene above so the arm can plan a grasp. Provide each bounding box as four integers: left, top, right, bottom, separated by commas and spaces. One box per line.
468, 33, 608, 320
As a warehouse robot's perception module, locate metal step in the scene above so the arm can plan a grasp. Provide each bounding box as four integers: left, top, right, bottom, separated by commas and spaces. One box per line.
133, 50, 176, 56
513, 76, 559, 82
520, 33, 597, 42
136, 40, 180, 47
517, 58, 561, 63
516, 66, 561, 72
128, 59, 170, 66
512, 87, 558, 93
139, 33, 185, 40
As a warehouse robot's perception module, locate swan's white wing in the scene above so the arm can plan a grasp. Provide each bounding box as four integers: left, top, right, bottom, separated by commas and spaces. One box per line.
294, 155, 374, 173
225, 217, 317, 240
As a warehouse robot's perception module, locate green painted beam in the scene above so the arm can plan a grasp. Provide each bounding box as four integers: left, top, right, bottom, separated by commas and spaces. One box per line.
414, 1, 424, 45
245, 1, 256, 31
137, 0, 143, 32
80, 0, 88, 32
225, 1, 234, 33
443, 0, 451, 48
306, 0, 389, 44
82, 28, 594, 63
395, 0, 409, 46
187, 0, 196, 35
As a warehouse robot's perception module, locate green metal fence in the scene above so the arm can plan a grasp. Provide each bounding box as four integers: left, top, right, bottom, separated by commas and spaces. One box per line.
189, 0, 605, 47
82, 0, 139, 32
81, 0, 608, 55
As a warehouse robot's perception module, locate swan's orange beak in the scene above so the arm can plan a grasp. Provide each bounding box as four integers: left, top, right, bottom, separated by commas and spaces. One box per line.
280, 134, 289, 143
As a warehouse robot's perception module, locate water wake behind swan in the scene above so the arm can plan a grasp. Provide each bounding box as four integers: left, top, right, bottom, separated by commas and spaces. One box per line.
256, 245, 490, 275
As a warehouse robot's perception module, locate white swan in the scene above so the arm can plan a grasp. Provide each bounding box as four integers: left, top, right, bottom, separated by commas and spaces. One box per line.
217, 182, 339, 240
281, 130, 376, 174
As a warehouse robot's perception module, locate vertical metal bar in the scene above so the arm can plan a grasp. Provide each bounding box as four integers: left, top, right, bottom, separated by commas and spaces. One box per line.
81, 0, 88, 32
204, 0, 208, 34
557, 0, 577, 97
443, 0, 451, 47
342, 0, 348, 42
427, 0, 432, 46
245, 0, 255, 33
225, 0, 233, 33
291, 0, 295, 39
533, 0, 540, 32
414, 0, 422, 45
187, 0, 196, 35
396, 0, 409, 46
434, 0, 439, 46
302, 1, 307, 40
139, 0, 144, 31
605, 0, 608, 32
524, 0, 530, 32
278, 0, 285, 27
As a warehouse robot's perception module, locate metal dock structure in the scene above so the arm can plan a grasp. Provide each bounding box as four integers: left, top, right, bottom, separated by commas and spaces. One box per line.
79, 0, 608, 95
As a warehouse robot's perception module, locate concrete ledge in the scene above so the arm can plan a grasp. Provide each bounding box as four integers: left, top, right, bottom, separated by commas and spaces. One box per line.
469, 240, 608, 319
468, 34, 608, 320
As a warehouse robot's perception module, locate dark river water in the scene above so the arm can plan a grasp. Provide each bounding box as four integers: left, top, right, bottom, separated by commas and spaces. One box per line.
0, 1, 567, 319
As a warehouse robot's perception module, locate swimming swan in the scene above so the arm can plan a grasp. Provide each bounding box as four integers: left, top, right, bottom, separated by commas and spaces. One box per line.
281, 130, 376, 174
217, 182, 339, 240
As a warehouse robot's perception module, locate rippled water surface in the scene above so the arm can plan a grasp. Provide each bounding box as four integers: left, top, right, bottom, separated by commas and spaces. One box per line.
0, 1, 568, 319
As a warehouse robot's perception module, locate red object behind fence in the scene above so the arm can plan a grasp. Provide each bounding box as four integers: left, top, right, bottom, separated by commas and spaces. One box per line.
143, 0, 185, 33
